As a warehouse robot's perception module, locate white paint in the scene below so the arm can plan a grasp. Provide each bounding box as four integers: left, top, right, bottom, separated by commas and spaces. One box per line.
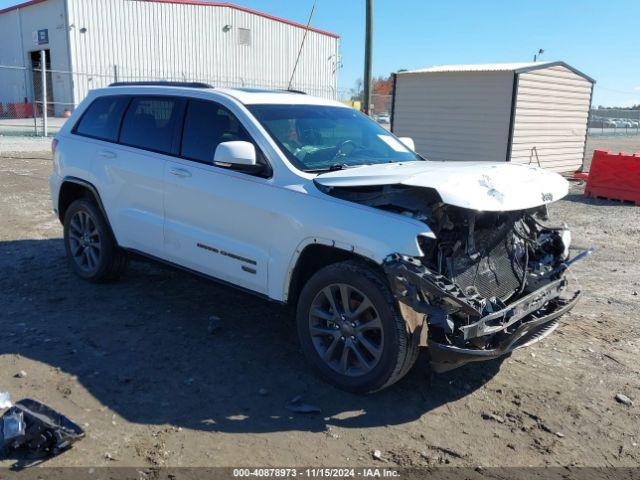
403, 62, 556, 74
314, 161, 569, 212
214, 141, 256, 166
51, 86, 432, 302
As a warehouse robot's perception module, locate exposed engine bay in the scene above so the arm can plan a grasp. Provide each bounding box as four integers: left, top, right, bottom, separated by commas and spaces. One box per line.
320, 183, 588, 371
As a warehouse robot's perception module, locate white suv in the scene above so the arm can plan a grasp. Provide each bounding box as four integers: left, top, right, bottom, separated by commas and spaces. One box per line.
50, 83, 585, 393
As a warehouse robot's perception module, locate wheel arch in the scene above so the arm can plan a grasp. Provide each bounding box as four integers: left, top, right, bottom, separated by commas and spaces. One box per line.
285, 239, 386, 306
57, 177, 109, 224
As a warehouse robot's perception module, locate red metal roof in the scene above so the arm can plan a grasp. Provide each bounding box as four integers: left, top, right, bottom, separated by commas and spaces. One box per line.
0, 0, 340, 38
0, 0, 48, 15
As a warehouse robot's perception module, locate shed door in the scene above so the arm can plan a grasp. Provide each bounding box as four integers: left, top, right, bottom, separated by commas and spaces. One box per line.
509, 65, 592, 173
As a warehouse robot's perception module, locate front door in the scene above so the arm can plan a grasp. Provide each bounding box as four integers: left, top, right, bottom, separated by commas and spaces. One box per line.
163, 99, 271, 294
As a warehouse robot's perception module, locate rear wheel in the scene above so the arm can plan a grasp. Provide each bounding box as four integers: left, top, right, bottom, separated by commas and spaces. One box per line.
296, 260, 419, 393
63, 199, 127, 282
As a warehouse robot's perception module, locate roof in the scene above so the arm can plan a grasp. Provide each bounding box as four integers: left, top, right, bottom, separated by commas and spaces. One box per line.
98, 84, 347, 107
216, 87, 346, 106
0, 0, 340, 39
398, 61, 594, 83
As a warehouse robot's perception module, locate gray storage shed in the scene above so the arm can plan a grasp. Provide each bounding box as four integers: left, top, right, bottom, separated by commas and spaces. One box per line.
391, 62, 595, 173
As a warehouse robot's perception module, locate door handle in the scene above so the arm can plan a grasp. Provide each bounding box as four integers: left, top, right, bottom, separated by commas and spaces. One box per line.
98, 149, 117, 159
169, 167, 192, 178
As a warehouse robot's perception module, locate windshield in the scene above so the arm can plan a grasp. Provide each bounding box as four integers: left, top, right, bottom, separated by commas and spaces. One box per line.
247, 104, 422, 172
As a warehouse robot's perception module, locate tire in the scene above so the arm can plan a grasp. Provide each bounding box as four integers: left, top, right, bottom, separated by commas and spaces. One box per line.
63, 198, 127, 282
296, 260, 420, 393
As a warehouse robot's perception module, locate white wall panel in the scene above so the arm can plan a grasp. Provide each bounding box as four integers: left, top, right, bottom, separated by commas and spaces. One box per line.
511, 65, 592, 172
393, 71, 513, 163
0, 0, 73, 111
66, 0, 339, 103
393, 63, 593, 173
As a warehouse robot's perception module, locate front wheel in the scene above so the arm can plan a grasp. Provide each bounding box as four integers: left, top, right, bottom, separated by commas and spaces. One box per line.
296, 260, 420, 393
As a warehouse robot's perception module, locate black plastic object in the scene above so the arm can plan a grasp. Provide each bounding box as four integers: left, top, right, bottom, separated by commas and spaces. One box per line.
0, 399, 84, 467
109, 81, 213, 88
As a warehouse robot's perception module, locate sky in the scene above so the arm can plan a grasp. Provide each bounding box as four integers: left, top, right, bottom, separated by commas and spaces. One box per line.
1, 0, 638, 106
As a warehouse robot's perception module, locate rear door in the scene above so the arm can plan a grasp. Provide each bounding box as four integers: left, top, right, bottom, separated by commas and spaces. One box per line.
163, 99, 272, 294
89, 95, 184, 257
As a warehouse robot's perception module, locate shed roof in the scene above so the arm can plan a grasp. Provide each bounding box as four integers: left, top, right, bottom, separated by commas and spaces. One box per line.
0, 0, 340, 39
399, 61, 594, 83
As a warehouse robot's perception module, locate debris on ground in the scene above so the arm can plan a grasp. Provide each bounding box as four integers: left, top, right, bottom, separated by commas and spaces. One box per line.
481, 412, 506, 424
372, 449, 383, 461
0, 399, 84, 468
424, 445, 465, 459
207, 316, 222, 334
14, 371, 27, 379
0, 392, 11, 409
615, 394, 633, 406
284, 395, 321, 414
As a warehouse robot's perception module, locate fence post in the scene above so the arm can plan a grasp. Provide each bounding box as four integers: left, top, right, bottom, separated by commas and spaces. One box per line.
113, 64, 119, 83
40, 49, 48, 137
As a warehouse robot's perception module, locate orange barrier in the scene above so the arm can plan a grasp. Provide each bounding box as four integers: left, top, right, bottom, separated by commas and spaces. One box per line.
585, 150, 640, 205
5, 102, 34, 118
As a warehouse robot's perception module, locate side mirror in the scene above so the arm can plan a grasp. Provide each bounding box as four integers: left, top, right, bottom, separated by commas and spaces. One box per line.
398, 137, 415, 152
214, 141, 257, 167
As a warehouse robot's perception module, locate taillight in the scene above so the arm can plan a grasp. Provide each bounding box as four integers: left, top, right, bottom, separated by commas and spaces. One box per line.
51, 138, 59, 155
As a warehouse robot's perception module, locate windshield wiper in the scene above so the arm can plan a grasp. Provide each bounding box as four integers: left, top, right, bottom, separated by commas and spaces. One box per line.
306, 163, 353, 173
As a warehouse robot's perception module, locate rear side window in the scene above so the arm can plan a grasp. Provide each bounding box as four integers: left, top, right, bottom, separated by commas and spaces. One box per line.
74, 96, 129, 142
120, 97, 182, 154
180, 100, 251, 163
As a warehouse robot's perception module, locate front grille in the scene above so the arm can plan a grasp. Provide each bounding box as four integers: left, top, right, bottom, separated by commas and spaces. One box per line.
450, 227, 524, 300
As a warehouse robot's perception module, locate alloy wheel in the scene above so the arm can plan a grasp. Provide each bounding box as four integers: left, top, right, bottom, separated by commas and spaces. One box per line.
68, 210, 102, 273
308, 283, 384, 377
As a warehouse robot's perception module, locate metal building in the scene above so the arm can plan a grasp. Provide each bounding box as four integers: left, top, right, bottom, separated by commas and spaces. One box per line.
0, 0, 340, 115
391, 62, 595, 173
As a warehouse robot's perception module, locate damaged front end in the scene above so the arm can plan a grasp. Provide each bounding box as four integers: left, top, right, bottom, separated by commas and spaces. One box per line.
382, 202, 587, 372
321, 182, 589, 372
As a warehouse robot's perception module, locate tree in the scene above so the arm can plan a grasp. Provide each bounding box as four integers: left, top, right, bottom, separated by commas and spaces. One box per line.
372, 75, 393, 95
350, 78, 364, 102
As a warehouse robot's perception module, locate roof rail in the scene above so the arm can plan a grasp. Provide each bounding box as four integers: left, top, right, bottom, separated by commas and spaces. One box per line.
109, 81, 214, 88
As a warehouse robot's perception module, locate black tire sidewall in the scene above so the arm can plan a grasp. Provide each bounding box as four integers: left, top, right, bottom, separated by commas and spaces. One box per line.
63, 199, 117, 282
296, 262, 403, 393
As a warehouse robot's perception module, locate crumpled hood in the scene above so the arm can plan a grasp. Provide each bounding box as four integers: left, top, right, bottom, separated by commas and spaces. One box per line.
314, 161, 569, 211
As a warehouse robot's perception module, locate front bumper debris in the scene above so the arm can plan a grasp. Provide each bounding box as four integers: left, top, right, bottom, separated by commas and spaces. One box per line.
384, 254, 582, 372
428, 289, 580, 372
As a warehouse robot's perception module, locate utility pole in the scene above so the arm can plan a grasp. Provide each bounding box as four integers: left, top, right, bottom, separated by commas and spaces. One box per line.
40, 49, 48, 137
363, 0, 373, 115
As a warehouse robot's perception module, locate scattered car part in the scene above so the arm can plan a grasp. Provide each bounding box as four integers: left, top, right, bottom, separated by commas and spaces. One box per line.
0, 399, 84, 468
285, 395, 322, 414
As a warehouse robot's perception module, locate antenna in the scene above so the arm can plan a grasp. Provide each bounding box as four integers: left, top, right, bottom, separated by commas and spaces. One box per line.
288, 1, 317, 91
533, 48, 544, 62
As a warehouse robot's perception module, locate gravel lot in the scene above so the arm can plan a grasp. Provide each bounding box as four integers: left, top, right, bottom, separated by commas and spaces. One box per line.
0, 137, 638, 470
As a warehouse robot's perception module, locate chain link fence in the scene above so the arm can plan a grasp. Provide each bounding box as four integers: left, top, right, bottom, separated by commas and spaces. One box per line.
5, 59, 637, 139
0, 57, 340, 138
589, 108, 640, 136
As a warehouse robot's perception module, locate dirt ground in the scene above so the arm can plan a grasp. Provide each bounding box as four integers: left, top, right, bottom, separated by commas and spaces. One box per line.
0, 137, 638, 470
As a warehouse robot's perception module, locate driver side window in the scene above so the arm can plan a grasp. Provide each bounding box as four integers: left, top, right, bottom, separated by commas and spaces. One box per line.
180, 100, 251, 164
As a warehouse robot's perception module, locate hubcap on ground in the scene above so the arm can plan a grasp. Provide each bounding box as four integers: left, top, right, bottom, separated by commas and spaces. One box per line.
68, 210, 101, 273
308, 283, 384, 377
